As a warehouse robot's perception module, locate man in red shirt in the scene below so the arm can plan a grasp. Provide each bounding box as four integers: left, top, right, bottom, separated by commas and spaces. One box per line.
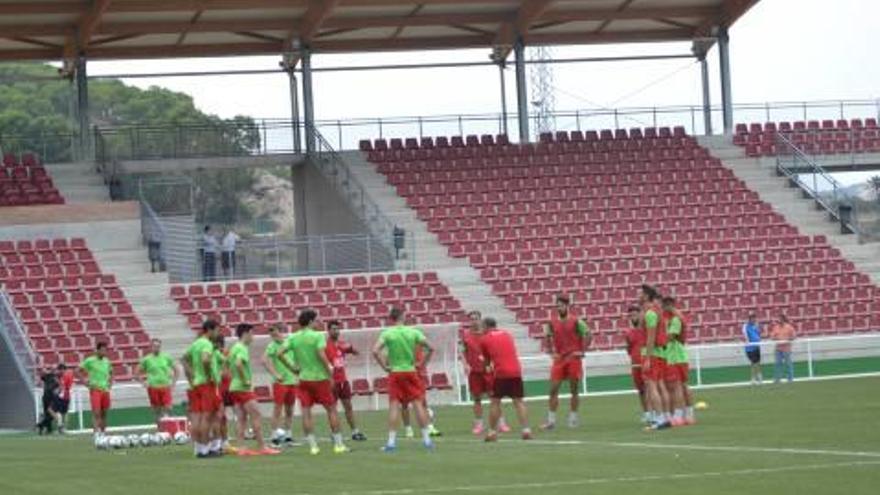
542, 295, 591, 430
622, 306, 650, 425
460, 310, 508, 435
480, 317, 532, 442
55, 364, 74, 433
326, 320, 366, 441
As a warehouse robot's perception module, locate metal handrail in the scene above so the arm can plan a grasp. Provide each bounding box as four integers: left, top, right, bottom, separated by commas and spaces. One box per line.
0, 291, 37, 389
139, 198, 168, 269
7, 97, 879, 163
774, 132, 862, 238
307, 125, 398, 253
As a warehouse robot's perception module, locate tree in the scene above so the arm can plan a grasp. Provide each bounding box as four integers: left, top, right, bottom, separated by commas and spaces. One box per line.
0, 62, 260, 162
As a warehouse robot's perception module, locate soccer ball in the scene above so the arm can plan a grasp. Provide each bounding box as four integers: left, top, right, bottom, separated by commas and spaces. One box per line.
95, 436, 110, 450
173, 431, 190, 445
157, 432, 172, 446
110, 436, 126, 449
140, 433, 153, 447
128, 434, 141, 447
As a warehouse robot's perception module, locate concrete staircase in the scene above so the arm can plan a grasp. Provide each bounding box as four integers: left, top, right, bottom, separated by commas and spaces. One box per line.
699, 135, 880, 284
86, 223, 192, 358
39, 161, 194, 355
338, 151, 536, 352
44, 162, 110, 203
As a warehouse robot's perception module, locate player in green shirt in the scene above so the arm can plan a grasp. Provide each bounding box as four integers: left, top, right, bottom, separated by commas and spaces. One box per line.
372, 307, 436, 452
227, 324, 279, 456
78, 342, 112, 438
211, 334, 233, 454
263, 324, 298, 447
662, 296, 696, 426
138, 338, 178, 428
278, 309, 348, 455
640, 285, 672, 431
181, 319, 222, 458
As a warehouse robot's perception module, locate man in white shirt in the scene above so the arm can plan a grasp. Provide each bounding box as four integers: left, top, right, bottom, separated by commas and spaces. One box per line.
221, 228, 241, 279
202, 225, 219, 281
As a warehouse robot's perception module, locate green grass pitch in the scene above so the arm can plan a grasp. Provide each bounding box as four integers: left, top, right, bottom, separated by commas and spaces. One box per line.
1, 377, 878, 495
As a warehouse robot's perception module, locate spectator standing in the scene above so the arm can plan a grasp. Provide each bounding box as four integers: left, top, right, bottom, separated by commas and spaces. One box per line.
202, 225, 219, 281
221, 228, 241, 279
52, 364, 75, 433
742, 313, 763, 385
770, 315, 796, 383
37, 367, 60, 434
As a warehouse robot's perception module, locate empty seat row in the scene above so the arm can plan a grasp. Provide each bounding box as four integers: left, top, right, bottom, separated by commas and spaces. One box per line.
733, 117, 880, 157
170, 272, 468, 333
171, 271, 440, 299
2, 152, 42, 168
359, 127, 693, 153
0, 152, 64, 208
366, 138, 701, 163
0, 238, 87, 253
736, 119, 879, 134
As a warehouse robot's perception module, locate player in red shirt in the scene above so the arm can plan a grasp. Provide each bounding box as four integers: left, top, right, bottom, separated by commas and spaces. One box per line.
622, 306, 650, 425
542, 295, 591, 430
479, 317, 532, 442
326, 320, 367, 441
461, 310, 508, 435
53, 364, 75, 433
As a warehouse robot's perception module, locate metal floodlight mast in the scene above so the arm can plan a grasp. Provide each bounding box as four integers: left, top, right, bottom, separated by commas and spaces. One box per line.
529, 45, 556, 136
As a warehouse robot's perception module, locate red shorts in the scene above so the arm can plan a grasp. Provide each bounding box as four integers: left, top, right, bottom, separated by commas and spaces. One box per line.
229, 391, 256, 405
665, 363, 689, 383
190, 383, 221, 414
298, 380, 335, 408
147, 387, 172, 408
630, 366, 645, 393
272, 383, 298, 406
551, 358, 583, 382
491, 376, 524, 399
89, 389, 111, 412
333, 380, 353, 401
468, 372, 493, 397
643, 356, 667, 382
186, 389, 196, 412
388, 372, 425, 405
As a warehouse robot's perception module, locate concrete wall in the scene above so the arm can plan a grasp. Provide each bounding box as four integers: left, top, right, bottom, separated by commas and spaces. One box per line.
292, 160, 368, 237
0, 332, 36, 430
0, 220, 143, 251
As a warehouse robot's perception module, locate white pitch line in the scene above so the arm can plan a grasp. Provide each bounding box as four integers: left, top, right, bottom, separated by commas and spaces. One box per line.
329, 460, 880, 495
443, 438, 880, 459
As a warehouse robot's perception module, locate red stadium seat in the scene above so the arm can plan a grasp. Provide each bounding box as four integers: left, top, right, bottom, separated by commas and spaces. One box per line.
352, 378, 372, 396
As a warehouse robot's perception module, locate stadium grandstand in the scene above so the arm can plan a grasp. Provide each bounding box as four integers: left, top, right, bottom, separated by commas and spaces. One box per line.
0, 0, 879, 492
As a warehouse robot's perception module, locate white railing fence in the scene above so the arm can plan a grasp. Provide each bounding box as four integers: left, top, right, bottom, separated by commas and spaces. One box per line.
55, 331, 880, 433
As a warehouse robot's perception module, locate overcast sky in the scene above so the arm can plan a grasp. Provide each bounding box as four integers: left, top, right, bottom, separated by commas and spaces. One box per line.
83, 0, 879, 182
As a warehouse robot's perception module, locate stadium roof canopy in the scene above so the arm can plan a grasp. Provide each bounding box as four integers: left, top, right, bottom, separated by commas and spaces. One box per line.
0, 0, 759, 63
